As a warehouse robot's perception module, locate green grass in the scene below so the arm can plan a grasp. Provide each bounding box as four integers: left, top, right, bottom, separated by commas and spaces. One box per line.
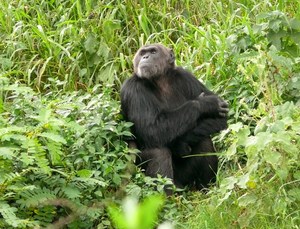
1, 0, 300, 228
1, 0, 299, 90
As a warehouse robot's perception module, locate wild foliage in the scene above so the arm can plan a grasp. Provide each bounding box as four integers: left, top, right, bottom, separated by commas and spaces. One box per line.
0, 81, 135, 228
0, 0, 300, 228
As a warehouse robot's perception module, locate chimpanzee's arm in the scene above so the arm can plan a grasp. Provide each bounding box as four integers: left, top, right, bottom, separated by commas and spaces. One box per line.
174, 67, 228, 119
121, 77, 203, 148
175, 68, 228, 144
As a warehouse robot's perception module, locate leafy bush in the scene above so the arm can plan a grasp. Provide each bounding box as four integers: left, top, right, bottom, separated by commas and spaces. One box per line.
0, 80, 136, 228
190, 102, 300, 228
182, 8, 300, 229
186, 101, 300, 229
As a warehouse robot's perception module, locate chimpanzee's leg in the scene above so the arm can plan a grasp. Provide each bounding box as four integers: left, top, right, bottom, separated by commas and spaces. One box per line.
173, 136, 218, 190
136, 147, 174, 194
136, 147, 174, 179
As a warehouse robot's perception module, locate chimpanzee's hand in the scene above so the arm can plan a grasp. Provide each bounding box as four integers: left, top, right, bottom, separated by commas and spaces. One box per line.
197, 93, 229, 117
218, 99, 229, 117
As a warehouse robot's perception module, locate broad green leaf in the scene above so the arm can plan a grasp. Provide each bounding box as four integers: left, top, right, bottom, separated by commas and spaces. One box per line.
267, 31, 283, 50
273, 131, 291, 145
245, 136, 257, 149
84, 34, 98, 54
255, 132, 273, 150
230, 122, 243, 132
263, 149, 281, 167
269, 18, 282, 32
237, 173, 250, 189
120, 131, 133, 137
220, 176, 238, 190
226, 142, 237, 157
238, 193, 258, 207
97, 41, 110, 60
277, 168, 288, 180
77, 169, 93, 178
269, 120, 285, 133
236, 126, 250, 146
102, 20, 121, 41
113, 174, 121, 185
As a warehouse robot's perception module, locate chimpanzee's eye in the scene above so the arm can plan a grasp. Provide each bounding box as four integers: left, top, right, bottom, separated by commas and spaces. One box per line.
150, 49, 157, 54
139, 50, 146, 56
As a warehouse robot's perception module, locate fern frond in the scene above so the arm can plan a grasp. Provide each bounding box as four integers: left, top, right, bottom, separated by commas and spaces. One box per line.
0, 126, 27, 136
38, 132, 67, 144
1, 168, 36, 185
18, 188, 57, 208
0, 147, 18, 160
1, 172, 22, 184
0, 201, 24, 227
46, 140, 63, 165
73, 177, 107, 187
23, 138, 51, 174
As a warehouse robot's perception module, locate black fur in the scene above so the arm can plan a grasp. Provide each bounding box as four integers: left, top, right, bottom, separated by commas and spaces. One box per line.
121, 66, 227, 190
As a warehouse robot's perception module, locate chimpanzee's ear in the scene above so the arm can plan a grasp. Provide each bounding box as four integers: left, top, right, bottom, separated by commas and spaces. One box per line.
169, 48, 175, 65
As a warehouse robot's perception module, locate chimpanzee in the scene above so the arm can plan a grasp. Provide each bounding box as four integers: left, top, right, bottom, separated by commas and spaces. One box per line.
120, 44, 228, 191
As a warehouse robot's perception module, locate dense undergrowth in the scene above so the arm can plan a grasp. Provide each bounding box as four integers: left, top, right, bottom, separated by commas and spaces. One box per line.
0, 0, 300, 228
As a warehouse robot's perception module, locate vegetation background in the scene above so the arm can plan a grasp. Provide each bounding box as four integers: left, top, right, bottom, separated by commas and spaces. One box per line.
0, 0, 299, 228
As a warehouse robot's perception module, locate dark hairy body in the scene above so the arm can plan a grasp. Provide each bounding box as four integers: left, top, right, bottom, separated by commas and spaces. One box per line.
121, 44, 228, 192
